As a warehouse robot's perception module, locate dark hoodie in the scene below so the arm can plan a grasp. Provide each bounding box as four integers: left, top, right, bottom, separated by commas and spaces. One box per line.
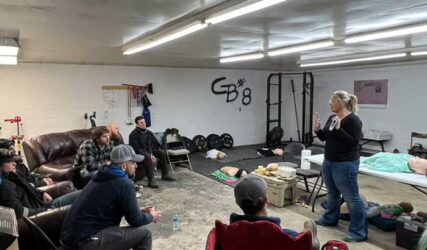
60, 165, 153, 247
0, 170, 46, 218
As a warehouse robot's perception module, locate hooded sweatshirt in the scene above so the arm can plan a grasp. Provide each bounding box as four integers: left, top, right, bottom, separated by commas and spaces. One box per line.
61, 165, 153, 247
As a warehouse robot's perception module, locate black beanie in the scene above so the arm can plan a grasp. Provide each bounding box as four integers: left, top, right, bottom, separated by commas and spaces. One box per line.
0, 139, 14, 149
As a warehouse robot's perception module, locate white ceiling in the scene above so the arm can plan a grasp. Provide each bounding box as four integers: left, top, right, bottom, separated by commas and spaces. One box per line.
1, 0, 427, 70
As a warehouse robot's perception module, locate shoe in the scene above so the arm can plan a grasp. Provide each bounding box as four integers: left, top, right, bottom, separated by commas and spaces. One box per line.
314, 220, 337, 227
343, 235, 367, 242
161, 173, 176, 181
148, 179, 159, 188
303, 220, 320, 250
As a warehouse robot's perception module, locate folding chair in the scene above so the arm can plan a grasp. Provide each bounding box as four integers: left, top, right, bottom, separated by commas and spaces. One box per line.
206, 220, 313, 250
164, 133, 193, 173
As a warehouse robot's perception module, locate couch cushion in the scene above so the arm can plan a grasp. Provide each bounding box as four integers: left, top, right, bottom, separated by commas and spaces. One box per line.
37, 133, 77, 163
66, 129, 93, 148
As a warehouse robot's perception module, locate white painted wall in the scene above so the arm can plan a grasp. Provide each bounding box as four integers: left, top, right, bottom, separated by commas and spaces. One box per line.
0, 63, 269, 146
280, 63, 427, 152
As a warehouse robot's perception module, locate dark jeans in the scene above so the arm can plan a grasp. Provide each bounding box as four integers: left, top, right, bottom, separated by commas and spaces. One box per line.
138, 149, 169, 179
319, 159, 368, 239
64, 225, 152, 250
49, 190, 81, 208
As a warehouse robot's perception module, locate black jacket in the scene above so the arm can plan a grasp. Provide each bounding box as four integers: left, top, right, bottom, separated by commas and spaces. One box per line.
316, 113, 362, 162
0, 171, 46, 218
129, 128, 160, 155
61, 165, 153, 247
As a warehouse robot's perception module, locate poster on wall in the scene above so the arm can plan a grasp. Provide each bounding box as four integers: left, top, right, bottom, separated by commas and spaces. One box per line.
354, 79, 388, 108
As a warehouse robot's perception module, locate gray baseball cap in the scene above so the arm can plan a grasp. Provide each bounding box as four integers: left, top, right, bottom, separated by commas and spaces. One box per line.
234, 174, 267, 206
110, 144, 144, 163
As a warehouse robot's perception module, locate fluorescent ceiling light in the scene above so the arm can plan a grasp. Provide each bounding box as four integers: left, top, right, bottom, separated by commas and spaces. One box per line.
220, 53, 264, 63
0, 38, 19, 56
411, 51, 427, 56
268, 40, 334, 57
206, 0, 287, 25
345, 23, 427, 43
123, 22, 207, 55
300, 53, 406, 67
0, 56, 18, 65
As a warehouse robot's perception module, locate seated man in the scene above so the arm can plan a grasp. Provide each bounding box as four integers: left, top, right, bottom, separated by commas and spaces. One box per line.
61, 144, 161, 250
107, 122, 124, 147
0, 154, 80, 218
73, 126, 113, 187
129, 116, 175, 188
0, 139, 54, 187
232, 175, 320, 250
362, 152, 427, 175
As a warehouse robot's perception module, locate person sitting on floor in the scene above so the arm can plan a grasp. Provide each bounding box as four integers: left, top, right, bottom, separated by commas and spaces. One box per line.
362, 152, 427, 176
0, 154, 80, 218
60, 144, 160, 250
231, 174, 320, 250
206, 149, 227, 160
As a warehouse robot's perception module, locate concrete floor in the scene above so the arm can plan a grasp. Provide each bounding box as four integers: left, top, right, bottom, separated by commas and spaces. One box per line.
134, 167, 427, 250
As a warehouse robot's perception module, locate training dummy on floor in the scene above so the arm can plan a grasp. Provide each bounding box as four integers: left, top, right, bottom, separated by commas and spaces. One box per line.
362, 152, 427, 176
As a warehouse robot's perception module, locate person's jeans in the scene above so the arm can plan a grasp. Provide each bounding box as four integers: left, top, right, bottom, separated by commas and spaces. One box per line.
72, 225, 152, 250
49, 190, 81, 208
284, 228, 299, 237
319, 159, 368, 239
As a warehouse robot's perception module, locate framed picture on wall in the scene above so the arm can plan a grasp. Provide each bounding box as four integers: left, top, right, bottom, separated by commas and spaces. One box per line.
354, 79, 388, 108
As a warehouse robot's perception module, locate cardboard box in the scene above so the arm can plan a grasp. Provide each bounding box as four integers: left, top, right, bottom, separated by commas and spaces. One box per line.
253, 172, 297, 207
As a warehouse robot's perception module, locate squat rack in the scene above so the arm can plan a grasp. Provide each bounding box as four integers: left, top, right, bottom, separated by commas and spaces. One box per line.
266, 72, 314, 146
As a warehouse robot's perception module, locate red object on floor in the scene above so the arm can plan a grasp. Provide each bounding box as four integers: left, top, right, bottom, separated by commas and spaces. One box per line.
205, 220, 312, 250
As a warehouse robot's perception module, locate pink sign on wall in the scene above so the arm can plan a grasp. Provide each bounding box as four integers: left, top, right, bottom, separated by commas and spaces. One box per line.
354, 79, 388, 108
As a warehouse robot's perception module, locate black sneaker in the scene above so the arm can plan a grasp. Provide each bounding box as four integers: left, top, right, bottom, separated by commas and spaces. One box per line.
303, 220, 320, 250
161, 173, 176, 181
148, 179, 159, 188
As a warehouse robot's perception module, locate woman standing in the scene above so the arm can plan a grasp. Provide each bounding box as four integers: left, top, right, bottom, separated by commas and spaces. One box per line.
313, 90, 367, 242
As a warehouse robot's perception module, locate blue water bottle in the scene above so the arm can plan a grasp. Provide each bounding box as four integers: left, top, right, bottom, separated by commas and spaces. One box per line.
172, 214, 180, 231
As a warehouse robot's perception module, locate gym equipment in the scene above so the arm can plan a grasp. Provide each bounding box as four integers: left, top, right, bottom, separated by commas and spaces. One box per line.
182, 136, 196, 153
193, 135, 208, 152
266, 72, 314, 146
220, 133, 234, 149
4, 116, 24, 155
207, 134, 223, 150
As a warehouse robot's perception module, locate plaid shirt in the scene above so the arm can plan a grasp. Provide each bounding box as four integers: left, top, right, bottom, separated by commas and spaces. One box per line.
74, 139, 113, 171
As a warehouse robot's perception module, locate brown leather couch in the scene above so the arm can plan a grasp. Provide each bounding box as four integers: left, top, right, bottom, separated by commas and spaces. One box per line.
18, 205, 71, 250
22, 129, 93, 182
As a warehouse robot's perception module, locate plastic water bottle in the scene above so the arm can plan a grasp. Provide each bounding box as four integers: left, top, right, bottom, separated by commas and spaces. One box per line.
172, 214, 180, 231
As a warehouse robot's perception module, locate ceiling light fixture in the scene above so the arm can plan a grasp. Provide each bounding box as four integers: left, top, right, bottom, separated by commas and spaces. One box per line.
268, 40, 334, 57
299, 53, 406, 67
345, 23, 427, 43
220, 53, 264, 63
0, 56, 18, 65
411, 51, 427, 56
123, 22, 207, 55
205, 0, 287, 25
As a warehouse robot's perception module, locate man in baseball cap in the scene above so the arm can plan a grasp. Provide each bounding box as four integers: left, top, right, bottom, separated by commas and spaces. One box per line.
231, 174, 320, 250
61, 145, 160, 250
